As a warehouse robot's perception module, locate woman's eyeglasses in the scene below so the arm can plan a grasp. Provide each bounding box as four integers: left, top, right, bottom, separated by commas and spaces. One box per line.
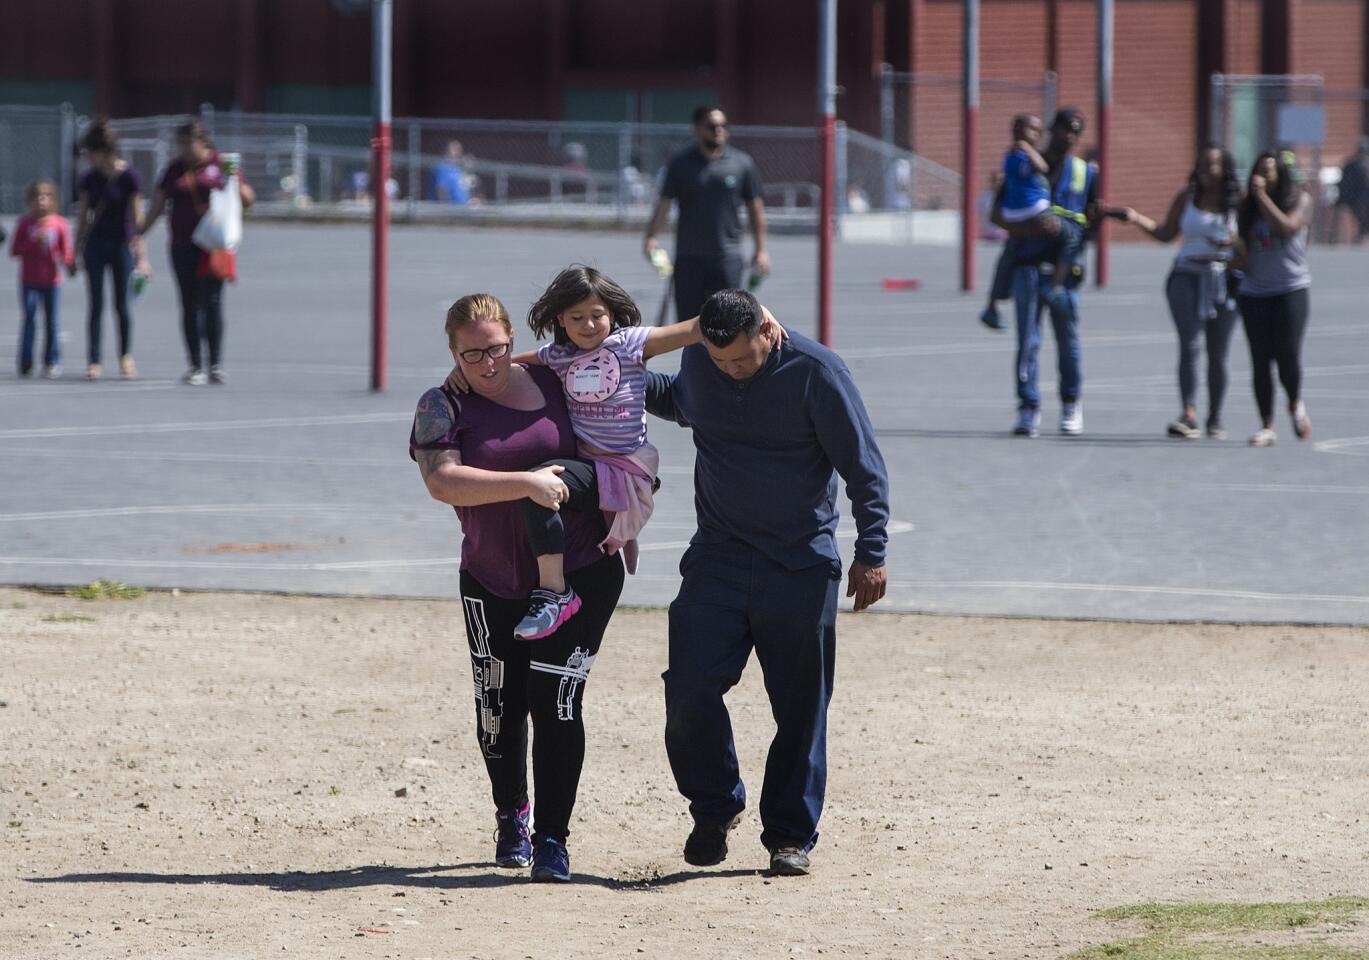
458, 342, 511, 364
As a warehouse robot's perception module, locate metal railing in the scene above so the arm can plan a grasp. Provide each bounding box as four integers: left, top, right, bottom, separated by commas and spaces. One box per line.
1, 103, 945, 241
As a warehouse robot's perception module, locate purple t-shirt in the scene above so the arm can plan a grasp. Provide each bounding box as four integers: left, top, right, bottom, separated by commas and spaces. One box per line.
79, 166, 144, 242
409, 365, 607, 599
536, 325, 651, 454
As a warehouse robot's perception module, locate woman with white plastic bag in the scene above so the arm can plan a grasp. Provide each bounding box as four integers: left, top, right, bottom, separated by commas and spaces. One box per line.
142, 119, 255, 385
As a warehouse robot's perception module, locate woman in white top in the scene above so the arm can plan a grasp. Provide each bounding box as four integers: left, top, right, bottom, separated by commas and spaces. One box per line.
1120, 144, 1242, 438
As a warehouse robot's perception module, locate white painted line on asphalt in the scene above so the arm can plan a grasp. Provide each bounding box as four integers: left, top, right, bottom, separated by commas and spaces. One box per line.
0, 503, 406, 523
0, 411, 412, 440
1214, 482, 1369, 494
1314, 435, 1369, 456
0, 555, 455, 572
0, 381, 178, 399
878, 579, 1369, 605
0, 447, 397, 467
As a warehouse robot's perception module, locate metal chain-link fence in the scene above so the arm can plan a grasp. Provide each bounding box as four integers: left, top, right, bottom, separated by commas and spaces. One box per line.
1209, 73, 1369, 243
3, 102, 955, 244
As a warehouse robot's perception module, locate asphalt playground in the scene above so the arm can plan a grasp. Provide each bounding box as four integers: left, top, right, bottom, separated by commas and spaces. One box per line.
2, 220, 1366, 624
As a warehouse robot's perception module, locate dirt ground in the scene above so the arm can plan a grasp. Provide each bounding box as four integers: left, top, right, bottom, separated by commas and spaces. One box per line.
2, 585, 1367, 960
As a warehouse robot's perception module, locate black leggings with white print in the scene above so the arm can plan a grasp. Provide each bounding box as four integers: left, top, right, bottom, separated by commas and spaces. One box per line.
458, 551, 624, 843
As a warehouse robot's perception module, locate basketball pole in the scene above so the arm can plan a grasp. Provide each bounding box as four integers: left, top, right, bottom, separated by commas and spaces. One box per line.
817, 0, 837, 347
961, 0, 979, 292
370, 0, 392, 391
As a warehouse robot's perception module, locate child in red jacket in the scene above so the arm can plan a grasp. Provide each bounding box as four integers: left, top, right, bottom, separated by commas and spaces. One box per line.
9, 180, 74, 378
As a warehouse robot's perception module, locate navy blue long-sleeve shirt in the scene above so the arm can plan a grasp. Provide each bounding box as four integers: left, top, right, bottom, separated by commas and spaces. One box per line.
645, 329, 890, 570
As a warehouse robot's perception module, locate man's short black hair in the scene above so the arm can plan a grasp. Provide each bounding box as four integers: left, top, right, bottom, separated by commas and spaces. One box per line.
692, 104, 726, 126
699, 289, 762, 347
1052, 108, 1086, 134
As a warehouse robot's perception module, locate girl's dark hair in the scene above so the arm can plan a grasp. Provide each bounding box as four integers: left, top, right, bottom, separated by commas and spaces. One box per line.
175, 118, 212, 148
527, 265, 641, 347
1189, 142, 1241, 213
1238, 150, 1299, 239
81, 118, 118, 155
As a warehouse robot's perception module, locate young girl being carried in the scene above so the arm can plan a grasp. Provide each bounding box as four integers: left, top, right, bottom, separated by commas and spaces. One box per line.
453, 264, 702, 639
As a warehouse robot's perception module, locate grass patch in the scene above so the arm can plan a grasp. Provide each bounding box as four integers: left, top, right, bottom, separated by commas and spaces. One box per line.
65, 580, 146, 601
41, 614, 97, 623
1097, 898, 1369, 936
1071, 898, 1369, 960
1072, 941, 1369, 959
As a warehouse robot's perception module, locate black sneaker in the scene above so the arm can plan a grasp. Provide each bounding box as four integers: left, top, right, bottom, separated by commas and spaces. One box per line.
683, 812, 742, 867
1166, 417, 1200, 439
768, 846, 812, 877
493, 802, 531, 868
530, 835, 571, 883
979, 304, 1005, 330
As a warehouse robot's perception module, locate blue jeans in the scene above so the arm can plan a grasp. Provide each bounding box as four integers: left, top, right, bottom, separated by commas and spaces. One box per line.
1013, 264, 1082, 410
83, 237, 133, 365
664, 541, 840, 853
18, 285, 61, 372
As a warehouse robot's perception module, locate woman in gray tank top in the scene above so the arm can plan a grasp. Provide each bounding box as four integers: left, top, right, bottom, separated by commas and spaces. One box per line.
1120, 144, 1242, 439
1235, 151, 1313, 447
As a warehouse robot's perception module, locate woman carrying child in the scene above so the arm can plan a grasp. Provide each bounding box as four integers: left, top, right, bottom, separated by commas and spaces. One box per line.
411, 292, 627, 882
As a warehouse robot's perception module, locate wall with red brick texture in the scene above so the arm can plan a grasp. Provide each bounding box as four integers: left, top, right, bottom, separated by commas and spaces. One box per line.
1225, 0, 1264, 74
1293, 0, 1367, 160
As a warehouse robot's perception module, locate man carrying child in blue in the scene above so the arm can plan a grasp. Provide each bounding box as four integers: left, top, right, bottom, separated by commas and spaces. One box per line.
979, 108, 1100, 438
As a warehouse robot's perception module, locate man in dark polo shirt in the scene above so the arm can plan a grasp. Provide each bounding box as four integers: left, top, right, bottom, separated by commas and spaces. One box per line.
644, 105, 770, 322
644, 289, 890, 877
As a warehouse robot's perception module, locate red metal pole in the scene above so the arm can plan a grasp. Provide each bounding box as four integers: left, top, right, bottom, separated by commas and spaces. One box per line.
371, 120, 390, 392
817, 0, 837, 347
818, 113, 835, 347
370, 0, 392, 392
1096, 0, 1113, 288
961, 0, 979, 292
1096, 103, 1110, 287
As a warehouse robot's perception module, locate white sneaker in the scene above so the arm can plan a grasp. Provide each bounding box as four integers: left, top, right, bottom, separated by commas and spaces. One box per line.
1012, 408, 1041, 438
1060, 401, 1083, 435
1249, 427, 1276, 447
42, 365, 62, 380
209, 365, 227, 385
183, 368, 208, 386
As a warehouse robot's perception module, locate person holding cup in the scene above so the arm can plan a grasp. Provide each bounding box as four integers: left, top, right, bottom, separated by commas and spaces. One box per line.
141, 119, 255, 385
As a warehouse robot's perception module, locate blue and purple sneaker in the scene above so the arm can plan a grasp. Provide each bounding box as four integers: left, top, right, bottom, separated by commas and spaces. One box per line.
494, 803, 532, 868
530, 835, 571, 883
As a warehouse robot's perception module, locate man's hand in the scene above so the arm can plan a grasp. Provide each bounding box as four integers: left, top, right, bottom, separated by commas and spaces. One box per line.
643, 234, 660, 261
753, 249, 771, 277
846, 561, 887, 612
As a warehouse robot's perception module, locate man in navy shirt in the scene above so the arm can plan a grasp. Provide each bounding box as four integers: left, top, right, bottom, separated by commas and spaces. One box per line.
645, 289, 890, 876
644, 105, 770, 322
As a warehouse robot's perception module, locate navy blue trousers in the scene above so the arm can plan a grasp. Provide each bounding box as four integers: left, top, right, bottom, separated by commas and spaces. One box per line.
664, 541, 839, 853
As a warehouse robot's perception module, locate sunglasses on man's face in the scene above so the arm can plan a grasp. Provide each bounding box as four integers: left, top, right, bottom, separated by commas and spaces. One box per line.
458, 342, 511, 364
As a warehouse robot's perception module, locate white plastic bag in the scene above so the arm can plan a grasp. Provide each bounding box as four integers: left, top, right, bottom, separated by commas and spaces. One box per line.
191, 173, 243, 252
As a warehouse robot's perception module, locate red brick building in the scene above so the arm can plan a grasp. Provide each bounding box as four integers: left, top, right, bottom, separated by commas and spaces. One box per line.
3, 0, 1367, 225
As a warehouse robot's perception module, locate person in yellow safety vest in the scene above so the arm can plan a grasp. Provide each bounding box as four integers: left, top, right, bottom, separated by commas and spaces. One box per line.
988, 108, 1101, 438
